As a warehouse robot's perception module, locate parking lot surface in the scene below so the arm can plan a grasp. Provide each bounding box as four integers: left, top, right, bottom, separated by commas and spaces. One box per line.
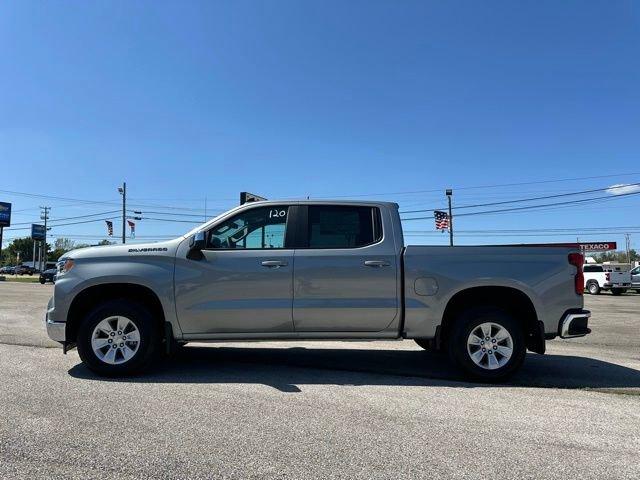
1, 282, 639, 479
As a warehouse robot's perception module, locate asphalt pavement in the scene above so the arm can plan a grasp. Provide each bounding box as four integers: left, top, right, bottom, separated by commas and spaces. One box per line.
1, 282, 639, 479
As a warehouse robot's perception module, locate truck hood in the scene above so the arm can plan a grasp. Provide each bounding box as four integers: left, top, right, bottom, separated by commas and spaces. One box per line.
60, 238, 184, 261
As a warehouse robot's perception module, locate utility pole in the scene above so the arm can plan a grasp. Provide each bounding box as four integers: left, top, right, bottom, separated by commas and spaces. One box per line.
446, 189, 454, 246
40, 206, 50, 270
625, 233, 631, 265
0, 226, 3, 266
118, 182, 127, 244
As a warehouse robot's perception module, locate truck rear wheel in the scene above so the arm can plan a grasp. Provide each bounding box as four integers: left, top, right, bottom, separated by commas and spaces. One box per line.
587, 281, 600, 295
76, 299, 162, 376
611, 288, 625, 296
448, 307, 526, 382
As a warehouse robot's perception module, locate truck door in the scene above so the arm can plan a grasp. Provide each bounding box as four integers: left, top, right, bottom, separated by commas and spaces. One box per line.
174, 205, 295, 334
292, 205, 399, 332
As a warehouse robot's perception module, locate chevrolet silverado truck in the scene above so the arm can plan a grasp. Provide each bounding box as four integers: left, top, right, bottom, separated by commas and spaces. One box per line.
45, 200, 591, 381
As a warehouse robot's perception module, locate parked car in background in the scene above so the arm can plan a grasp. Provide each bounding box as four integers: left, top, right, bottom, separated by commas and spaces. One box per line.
0, 265, 16, 274
14, 265, 35, 275
630, 265, 640, 293
583, 264, 631, 295
39, 268, 57, 284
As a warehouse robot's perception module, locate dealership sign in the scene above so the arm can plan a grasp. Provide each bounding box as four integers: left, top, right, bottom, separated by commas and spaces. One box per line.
31, 224, 46, 241
0, 202, 11, 227
579, 242, 617, 252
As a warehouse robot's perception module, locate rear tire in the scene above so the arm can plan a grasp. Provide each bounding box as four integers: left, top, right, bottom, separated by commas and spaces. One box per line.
587, 281, 600, 295
448, 307, 526, 382
611, 288, 625, 296
39, 279, 45, 284
76, 299, 162, 376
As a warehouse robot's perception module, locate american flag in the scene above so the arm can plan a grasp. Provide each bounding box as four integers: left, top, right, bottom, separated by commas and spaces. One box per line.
127, 220, 136, 238
433, 210, 450, 231
105, 220, 113, 236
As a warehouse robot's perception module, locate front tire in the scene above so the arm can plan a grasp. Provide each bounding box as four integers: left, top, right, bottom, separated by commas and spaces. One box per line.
611, 288, 625, 296
76, 299, 161, 376
587, 281, 600, 295
448, 307, 526, 382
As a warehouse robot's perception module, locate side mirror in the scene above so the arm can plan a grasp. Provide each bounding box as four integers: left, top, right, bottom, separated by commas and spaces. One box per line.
187, 231, 206, 260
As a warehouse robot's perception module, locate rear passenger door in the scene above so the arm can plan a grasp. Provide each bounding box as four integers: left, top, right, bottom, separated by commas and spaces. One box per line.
292, 205, 399, 332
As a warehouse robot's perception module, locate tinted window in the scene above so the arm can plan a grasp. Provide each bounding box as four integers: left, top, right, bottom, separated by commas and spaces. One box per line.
308, 206, 381, 248
584, 265, 603, 273
207, 206, 289, 249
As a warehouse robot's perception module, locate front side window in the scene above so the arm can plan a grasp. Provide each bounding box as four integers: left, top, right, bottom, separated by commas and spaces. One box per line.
308, 206, 381, 249
207, 206, 289, 249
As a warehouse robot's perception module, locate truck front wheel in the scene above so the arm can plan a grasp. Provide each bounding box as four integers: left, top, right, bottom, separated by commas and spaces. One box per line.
76, 299, 162, 376
448, 307, 526, 382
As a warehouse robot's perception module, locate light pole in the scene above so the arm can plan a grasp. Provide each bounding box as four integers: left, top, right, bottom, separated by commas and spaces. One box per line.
446, 189, 453, 246
118, 183, 126, 244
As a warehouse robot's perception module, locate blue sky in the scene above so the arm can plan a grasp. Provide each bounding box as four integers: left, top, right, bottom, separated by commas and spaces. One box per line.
1, 0, 639, 250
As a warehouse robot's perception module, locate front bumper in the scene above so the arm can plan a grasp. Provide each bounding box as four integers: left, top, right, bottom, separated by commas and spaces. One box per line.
559, 310, 591, 339
45, 296, 66, 343
46, 318, 66, 342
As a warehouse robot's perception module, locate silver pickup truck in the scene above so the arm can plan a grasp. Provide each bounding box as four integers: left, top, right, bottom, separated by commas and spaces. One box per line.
46, 200, 590, 381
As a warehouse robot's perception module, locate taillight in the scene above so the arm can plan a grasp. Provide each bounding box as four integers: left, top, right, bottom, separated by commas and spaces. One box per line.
605, 272, 610, 282
568, 253, 584, 295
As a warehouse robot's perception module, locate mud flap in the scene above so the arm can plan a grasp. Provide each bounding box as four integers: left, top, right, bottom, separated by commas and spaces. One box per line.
526, 320, 546, 354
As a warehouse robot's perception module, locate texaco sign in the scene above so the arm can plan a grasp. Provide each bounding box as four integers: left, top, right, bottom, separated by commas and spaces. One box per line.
578, 242, 617, 252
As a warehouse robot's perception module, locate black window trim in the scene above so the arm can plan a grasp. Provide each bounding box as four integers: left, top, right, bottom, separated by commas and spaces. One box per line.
296, 205, 384, 250
202, 204, 296, 251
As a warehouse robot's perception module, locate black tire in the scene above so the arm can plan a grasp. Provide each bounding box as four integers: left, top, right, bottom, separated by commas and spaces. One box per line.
587, 281, 600, 295
414, 339, 433, 351
39, 279, 45, 284
447, 307, 526, 382
611, 288, 625, 296
76, 299, 162, 376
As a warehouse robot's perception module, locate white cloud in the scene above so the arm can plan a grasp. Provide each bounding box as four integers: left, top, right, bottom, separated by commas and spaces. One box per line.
606, 183, 640, 195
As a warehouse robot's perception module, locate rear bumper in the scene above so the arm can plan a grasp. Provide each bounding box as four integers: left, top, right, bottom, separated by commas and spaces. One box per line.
559, 310, 591, 339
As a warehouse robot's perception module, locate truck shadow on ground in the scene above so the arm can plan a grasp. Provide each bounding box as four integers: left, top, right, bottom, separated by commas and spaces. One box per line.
68, 345, 640, 393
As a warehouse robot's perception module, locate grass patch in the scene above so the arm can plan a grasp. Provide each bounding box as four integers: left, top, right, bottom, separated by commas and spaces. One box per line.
0, 276, 40, 283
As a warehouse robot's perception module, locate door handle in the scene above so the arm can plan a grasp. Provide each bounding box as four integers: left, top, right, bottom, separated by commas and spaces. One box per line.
364, 260, 390, 267
261, 260, 288, 268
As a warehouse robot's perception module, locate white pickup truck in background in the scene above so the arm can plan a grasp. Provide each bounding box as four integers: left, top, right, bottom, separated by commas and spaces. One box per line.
583, 264, 632, 295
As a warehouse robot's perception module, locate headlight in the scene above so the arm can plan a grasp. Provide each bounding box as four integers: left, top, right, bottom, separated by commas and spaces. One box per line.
58, 259, 75, 275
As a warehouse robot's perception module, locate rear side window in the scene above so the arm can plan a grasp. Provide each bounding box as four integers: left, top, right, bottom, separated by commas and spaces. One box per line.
584, 265, 603, 273
307, 206, 382, 249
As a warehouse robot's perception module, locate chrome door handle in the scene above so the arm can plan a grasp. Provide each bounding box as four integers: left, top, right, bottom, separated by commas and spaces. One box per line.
261, 260, 288, 268
364, 260, 390, 267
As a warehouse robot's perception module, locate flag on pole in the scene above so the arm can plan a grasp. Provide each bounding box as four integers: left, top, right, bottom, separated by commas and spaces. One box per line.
105, 220, 113, 236
433, 210, 450, 231
127, 220, 136, 238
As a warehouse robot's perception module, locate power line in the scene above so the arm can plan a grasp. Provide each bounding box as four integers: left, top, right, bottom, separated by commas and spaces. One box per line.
399, 183, 640, 214
401, 190, 640, 221
9, 210, 121, 227
307, 172, 640, 199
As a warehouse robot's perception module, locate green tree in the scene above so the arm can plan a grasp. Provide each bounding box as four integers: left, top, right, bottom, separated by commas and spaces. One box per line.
591, 250, 638, 263
4, 237, 50, 265
54, 238, 76, 251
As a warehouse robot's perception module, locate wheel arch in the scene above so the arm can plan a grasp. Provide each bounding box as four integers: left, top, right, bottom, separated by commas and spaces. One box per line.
439, 286, 544, 354
66, 283, 166, 344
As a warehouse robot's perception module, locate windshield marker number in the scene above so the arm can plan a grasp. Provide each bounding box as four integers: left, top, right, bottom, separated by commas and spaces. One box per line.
269, 209, 287, 219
